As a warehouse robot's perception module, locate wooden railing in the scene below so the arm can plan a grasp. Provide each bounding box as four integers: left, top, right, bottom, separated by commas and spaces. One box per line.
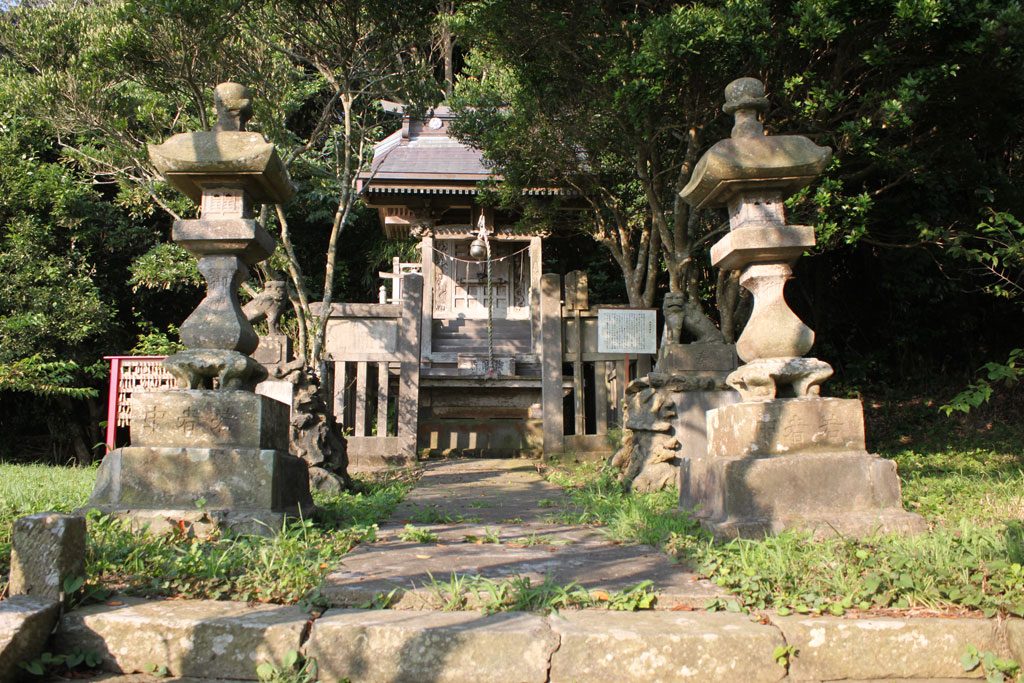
104, 355, 174, 451
322, 274, 423, 468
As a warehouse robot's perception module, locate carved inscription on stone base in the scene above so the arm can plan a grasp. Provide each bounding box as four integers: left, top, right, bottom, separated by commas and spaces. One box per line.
131, 390, 288, 452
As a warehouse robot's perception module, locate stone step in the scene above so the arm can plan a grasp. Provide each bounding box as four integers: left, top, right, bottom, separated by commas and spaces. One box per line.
432, 341, 530, 352
52, 599, 310, 681
434, 326, 531, 337
1, 596, 60, 681
433, 320, 530, 338
44, 597, 1012, 682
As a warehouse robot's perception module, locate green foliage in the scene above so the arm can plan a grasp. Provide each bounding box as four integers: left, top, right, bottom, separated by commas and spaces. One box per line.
144, 662, 170, 678
772, 644, 798, 669
943, 348, 1024, 414
357, 589, 398, 610
962, 644, 1021, 683
18, 648, 102, 678
130, 323, 185, 355
0, 355, 98, 398
398, 524, 440, 543
453, 0, 771, 304
605, 580, 658, 611
548, 416, 1024, 618
690, 524, 1024, 617
63, 574, 112, 610
948, 210, 1024, 302
129, 243, 202, 292
256, 650, 318, 683
0, 471, 407, 603
462, 527, 501, 544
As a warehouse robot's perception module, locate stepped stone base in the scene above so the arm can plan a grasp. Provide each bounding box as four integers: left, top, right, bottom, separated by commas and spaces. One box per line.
88, 387, 313, 536
684, 397, 926, 538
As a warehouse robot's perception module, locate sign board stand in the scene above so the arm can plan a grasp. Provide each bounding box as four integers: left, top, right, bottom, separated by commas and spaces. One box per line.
597, 308, 657, 387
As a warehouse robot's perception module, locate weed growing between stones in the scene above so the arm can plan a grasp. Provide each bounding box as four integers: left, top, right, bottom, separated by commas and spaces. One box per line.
962, 644, 1020, 682
18, 648, 102, 678
256, 649, 318, 683
398, 524, 440, 543
424, 572, 658, 614
461, 527, 501, 544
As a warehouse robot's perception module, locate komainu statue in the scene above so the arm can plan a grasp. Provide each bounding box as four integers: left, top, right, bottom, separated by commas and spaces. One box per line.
662, 292, 723, 345
243, 279, 288, 336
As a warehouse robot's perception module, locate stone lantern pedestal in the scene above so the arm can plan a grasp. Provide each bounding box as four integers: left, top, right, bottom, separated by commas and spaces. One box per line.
88, 84, 313, 535
678, 78, 924, 538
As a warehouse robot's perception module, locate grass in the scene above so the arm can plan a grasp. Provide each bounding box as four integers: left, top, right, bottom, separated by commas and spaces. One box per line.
1, 465, 410, 604
545, 461, 700, 546
0, 463, 97, 596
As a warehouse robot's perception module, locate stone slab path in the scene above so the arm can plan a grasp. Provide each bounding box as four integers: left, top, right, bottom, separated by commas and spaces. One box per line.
320, 458, 721, 609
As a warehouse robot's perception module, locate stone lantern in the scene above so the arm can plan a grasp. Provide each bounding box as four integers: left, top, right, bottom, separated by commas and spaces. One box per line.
678, 77, 924, 537
87, 83, 314, 534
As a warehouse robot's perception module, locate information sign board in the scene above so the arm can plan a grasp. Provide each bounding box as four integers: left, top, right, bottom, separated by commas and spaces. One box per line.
597, 308, 657, 355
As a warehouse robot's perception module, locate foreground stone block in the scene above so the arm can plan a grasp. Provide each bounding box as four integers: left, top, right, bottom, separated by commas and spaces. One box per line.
775, 615, 1005, 681
0, 596, 60, 681
548, 610, 785, 683
1006, 619, 1024, 666
9, 512, 86, 601
131, 390, 288, 451
308, 609, 557, 683
55, 598, 308, 679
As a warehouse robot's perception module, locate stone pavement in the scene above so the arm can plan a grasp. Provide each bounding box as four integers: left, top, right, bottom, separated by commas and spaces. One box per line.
320, 458, 721, 609
40, 597, 1018, 682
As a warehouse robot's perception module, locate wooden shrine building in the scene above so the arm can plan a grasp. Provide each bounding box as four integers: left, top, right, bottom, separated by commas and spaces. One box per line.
321, 105, 647, 469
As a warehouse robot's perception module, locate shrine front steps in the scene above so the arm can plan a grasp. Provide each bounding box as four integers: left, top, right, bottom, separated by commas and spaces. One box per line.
42, 597, 1024, 682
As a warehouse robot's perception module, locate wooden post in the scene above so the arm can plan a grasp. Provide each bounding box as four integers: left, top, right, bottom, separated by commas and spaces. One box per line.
397, 273, 423, 462
104, 357, 121, 452
613, 359, 627, 427
530, 236, 543, 354
419, 235, 434, 361
540, 273, 564, 456
573, 309, 585, 435
595, 361, 609, 436
391, 256, 401, 302
376, 362, 389, 437
333, 361, 348, 427
354, 362, 368, 437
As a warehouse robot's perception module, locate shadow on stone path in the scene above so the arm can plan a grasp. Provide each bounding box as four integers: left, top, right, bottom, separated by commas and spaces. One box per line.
321, 459, 721, 609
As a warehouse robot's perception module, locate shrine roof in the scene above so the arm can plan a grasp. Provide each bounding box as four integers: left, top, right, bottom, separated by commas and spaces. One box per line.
359, 105, 571, 199
360, 106, 493, 190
